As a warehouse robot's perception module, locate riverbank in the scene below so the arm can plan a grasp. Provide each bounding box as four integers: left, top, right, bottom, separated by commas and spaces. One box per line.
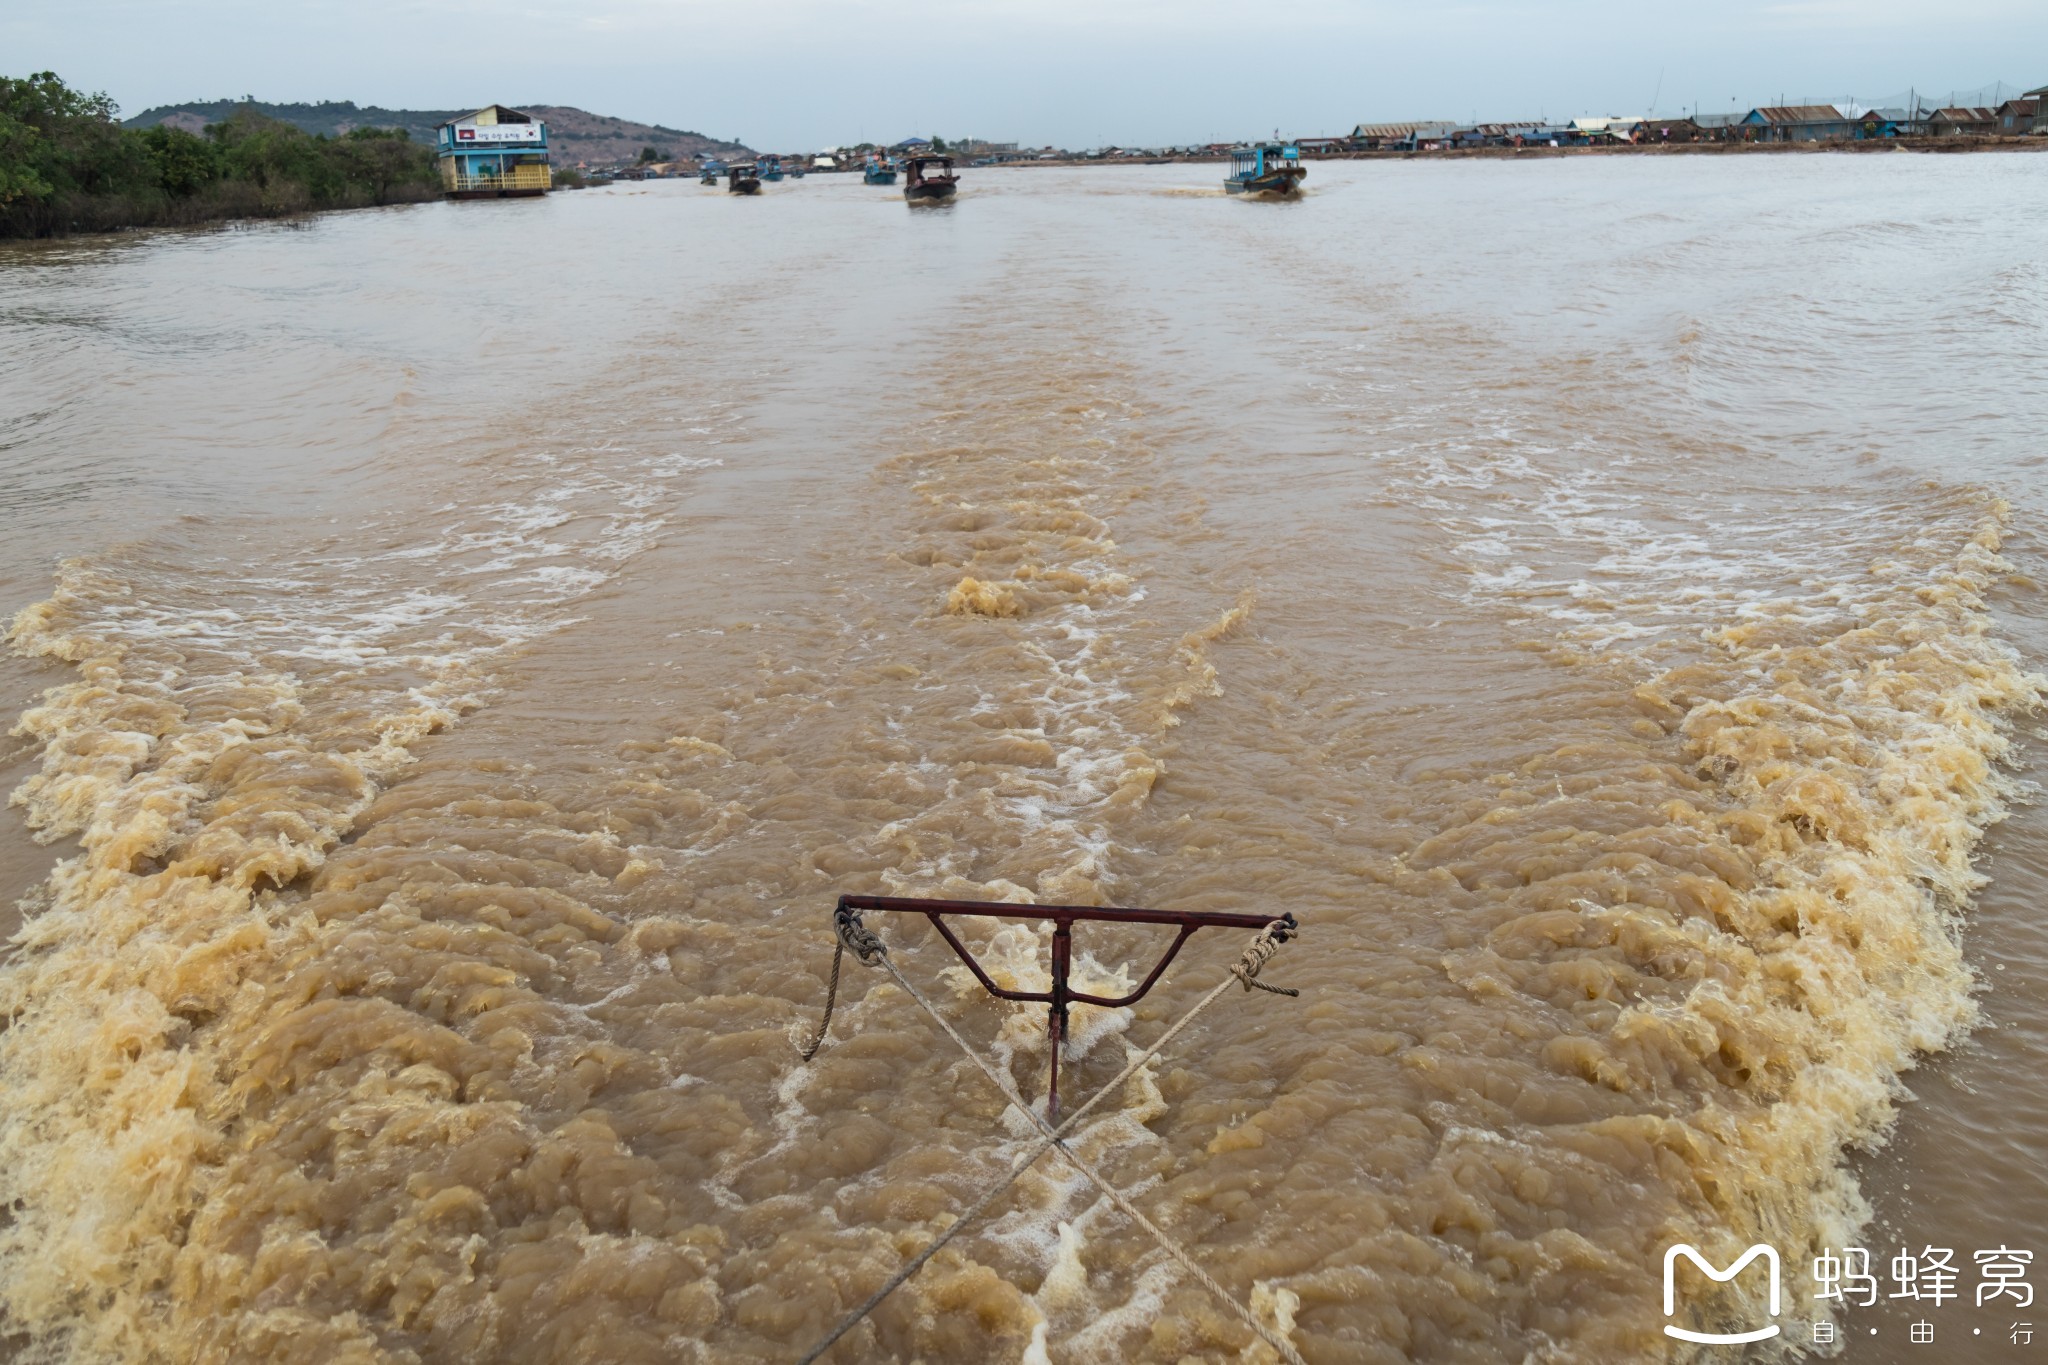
1006, 133, 2047, 169
9, 177, 444, 238
1359, 133, 2046, 159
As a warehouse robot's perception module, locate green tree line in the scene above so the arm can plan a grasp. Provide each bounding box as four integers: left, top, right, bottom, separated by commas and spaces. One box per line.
1, 71, 443, 237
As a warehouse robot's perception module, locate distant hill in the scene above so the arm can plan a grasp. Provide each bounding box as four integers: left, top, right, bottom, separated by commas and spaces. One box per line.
122, 99, 754, 166
523, 107, 754, 167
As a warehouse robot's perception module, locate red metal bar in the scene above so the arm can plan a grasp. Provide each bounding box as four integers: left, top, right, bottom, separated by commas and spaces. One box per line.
837, 894, 1294, 1124
1049, 920, 1070, 1122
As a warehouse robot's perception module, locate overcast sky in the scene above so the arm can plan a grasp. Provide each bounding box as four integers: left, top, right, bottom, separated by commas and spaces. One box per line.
7, 0, 2042, 148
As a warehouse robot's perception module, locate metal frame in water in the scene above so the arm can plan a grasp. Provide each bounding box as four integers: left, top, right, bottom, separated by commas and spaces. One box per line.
835, 893, 1295, 1122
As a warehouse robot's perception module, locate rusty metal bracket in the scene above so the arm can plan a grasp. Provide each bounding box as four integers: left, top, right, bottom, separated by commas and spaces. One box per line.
835, 893, 1295, 1123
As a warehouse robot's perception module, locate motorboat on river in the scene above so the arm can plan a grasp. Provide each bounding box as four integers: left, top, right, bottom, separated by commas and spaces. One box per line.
1225, 143, 1306, 197
902, 154, 959, 203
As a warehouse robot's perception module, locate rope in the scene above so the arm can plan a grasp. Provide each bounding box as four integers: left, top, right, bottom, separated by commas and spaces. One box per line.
796, 942, 842, 1063
799, 928, 1280, 1361
794, 917, 1304, 1365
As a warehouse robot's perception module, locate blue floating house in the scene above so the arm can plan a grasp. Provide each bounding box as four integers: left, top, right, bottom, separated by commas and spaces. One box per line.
1852, 108, 1909, 139
438, 106, 552, 199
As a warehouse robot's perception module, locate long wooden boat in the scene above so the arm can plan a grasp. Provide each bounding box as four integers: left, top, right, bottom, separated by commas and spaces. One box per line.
902, 154, 959, 203
727, 162, 762, 194
700, 158, 725, 185
1224, 143, 1306, 197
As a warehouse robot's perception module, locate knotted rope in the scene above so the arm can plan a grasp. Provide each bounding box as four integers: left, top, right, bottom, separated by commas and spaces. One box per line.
1232, 923, 1299, 996
793, 914, 1304, 1365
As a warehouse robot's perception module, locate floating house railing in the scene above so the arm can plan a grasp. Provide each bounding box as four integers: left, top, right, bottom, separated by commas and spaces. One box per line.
442, 164, 552, 194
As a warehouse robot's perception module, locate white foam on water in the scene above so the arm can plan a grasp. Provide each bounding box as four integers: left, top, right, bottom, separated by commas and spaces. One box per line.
0, 430, 735, 1356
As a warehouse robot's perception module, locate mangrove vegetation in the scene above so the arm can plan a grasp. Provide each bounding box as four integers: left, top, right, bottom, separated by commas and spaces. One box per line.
0, 71, 441, 238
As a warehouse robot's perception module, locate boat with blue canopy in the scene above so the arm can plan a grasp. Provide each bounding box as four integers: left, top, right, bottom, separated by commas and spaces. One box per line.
1225, 143, 1306, 197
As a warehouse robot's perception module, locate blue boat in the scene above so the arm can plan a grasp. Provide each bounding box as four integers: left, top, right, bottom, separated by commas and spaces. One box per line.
863, 156, 898, 186
1224, 143, 1306, 197
700, 157, 726, 185
760, 153, 785, 182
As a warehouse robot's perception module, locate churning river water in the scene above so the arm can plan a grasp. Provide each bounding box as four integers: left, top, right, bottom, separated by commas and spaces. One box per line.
2, 155, 2046, 1364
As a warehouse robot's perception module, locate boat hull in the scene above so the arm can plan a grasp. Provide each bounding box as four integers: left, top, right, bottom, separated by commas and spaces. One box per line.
904, 181, 957, 202
864, 171, 897, 185
728, 177, 761, 195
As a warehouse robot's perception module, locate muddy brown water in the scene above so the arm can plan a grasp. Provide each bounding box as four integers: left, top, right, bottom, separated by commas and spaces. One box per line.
2, 159, 2046, 1364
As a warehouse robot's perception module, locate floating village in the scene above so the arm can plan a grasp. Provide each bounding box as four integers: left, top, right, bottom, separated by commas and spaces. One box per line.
435, 87, 2047, 203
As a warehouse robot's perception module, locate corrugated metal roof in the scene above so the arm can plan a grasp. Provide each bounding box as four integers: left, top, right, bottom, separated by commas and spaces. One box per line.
1932, 107, 2000, 121
1691, 113, 1745, 127
1752, 105, 1845, 123
1350, 122, 1451, 138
